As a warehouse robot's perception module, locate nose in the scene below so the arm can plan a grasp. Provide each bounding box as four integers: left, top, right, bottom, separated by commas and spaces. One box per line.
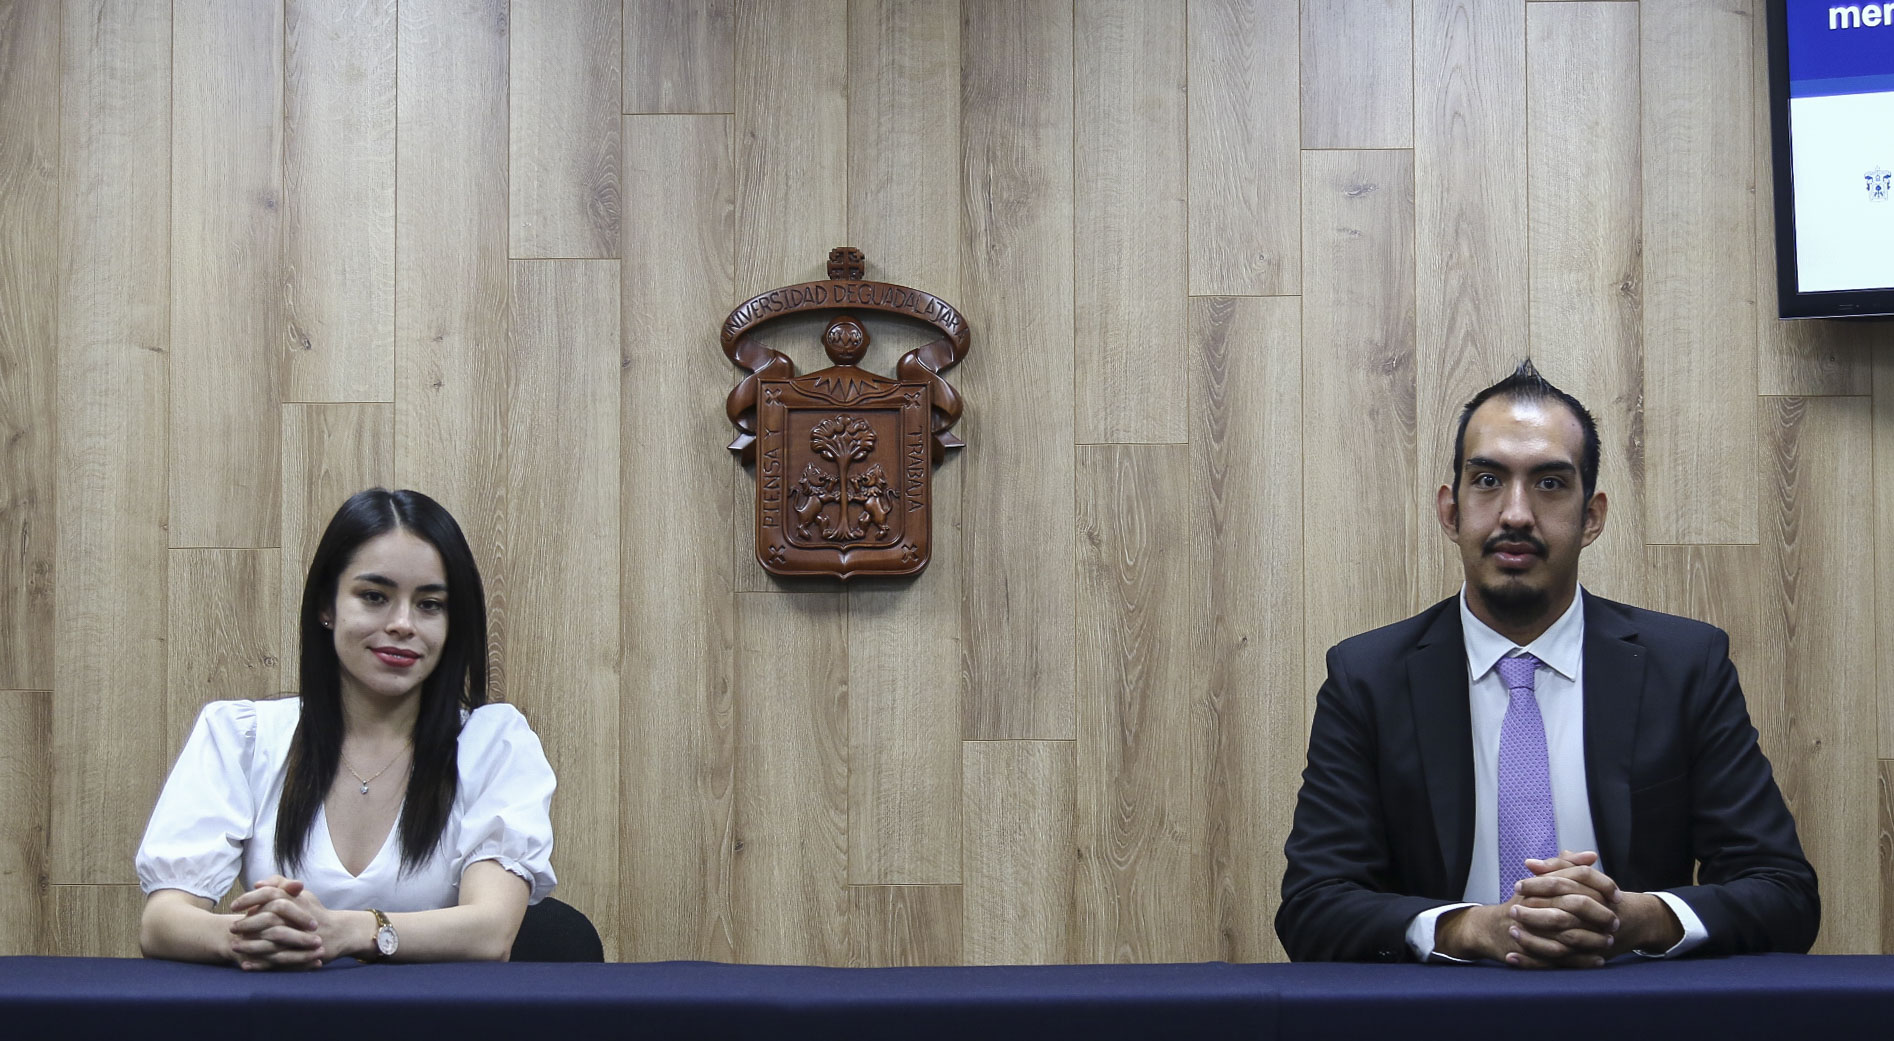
1498, 479, 1535, 530
385, 600, 416, 636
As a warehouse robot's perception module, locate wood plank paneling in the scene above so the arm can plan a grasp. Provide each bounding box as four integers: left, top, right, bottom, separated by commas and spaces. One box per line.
1187, 0, 1299, 297
1641, 0, 1756, 544
279, 404, 395, 692
170, 0, 282, 548
1075, 445, 1210, 963
963, 740, 1072, 965
1300, 0, 1411, 148
732, 592, 849, 964
1300, 148, 1416, 706
625, 0, 733, 114
54, 0, 171, 883
1881, 761, 1893, 955
284, 0, 396, 403
395, 0, 511, 696
1750, 0, 1879, 396
847, 884, 963, 966
1757, 396, 1877, 955
1880, 353, 1894, 759
166, 551, 281, 760
729, 0, 848, 592
0, 0, 57, 692
0, 690, 49, 955
1645, 545, 1765, 737
620, 114, 738, 962
48, 884, 143, 958
1075, 0, 1186, 445
499, 261, 622, 956
1191, 296, 1301, 963
1412, 0, 1526, 607
510, 0, 621, 259
1526, 1, 1645, 606
846, 0, 961, 886
960, 0, 1075, 740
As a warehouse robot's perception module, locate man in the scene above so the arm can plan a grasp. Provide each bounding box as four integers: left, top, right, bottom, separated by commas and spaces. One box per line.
1276, 361, 1819, 966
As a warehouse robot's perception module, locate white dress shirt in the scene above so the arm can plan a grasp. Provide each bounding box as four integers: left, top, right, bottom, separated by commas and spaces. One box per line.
1404, 587, 1708, 961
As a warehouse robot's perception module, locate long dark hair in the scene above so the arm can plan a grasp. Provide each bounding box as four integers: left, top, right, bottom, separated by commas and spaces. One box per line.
275, 488, 489, 873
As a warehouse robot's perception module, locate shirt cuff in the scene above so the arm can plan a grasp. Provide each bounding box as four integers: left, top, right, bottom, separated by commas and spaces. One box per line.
1406, 903, 1479, 963
1634, 891, 1709, 957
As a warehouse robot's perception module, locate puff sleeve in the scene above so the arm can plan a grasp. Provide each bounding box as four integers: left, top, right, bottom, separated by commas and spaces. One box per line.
134, 701, 259, 902
453, 703, 557, 904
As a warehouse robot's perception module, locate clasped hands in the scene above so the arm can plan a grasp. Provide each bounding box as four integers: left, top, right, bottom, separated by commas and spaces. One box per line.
1436, 851, 1684, 969
225, 875, 365, 971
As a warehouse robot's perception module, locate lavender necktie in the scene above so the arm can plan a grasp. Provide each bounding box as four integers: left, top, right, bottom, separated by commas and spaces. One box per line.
1495, 653, 1557, 902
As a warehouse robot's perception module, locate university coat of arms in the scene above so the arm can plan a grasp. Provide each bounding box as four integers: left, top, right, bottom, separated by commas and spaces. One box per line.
724, 248, 968, 579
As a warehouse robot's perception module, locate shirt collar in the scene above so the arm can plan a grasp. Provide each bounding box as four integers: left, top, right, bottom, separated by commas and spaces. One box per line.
1459, 585, 1586, 683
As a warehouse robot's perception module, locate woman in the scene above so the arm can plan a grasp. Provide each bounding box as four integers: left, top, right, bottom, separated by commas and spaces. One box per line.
136, 488, 555, 969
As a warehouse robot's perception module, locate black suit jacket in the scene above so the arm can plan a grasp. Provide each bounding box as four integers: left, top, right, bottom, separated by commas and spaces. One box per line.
1276, 593, 1819, 962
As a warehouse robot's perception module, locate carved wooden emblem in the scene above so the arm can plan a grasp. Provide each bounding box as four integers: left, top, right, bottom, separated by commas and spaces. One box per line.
724, 248, 968, 579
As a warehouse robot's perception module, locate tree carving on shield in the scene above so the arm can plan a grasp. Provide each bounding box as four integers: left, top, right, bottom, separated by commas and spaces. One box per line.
724, 247, 968, 579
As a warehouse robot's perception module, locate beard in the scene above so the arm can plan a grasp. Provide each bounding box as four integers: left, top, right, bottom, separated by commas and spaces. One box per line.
1476, 575, 1551, 628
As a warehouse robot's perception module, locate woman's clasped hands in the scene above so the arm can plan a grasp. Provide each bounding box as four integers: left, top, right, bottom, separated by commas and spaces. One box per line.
226, 875, 348, 971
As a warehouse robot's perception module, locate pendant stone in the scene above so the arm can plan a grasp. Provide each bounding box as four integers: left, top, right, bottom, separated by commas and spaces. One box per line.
359, 782, 370, 795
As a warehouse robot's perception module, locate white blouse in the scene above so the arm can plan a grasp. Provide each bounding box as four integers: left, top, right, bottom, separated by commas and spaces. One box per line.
135, 698, 556, 912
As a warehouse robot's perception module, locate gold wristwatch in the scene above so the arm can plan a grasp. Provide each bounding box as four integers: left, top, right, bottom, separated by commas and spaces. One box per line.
360, 908, 398, 962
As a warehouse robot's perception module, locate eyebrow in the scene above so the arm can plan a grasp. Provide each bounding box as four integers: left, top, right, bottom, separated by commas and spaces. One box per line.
352, 572, 449, 594
1464, 456, 1577, 476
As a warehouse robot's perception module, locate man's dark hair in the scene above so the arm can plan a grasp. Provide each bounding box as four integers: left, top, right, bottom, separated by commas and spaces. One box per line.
1450, 359, 1600, 501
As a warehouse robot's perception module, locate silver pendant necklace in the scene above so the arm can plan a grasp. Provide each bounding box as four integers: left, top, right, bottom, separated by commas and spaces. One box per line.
342, 745, 409, 795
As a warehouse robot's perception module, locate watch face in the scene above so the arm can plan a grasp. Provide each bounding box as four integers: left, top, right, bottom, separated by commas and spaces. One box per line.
376, 924, 398, 957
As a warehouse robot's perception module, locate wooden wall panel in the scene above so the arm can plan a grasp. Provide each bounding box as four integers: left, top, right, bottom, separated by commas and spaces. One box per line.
54, 0, 171, 883
1188, 0, 1299, 297
1074, 0, 1187, 445
1880, 353, 1894, 760
847, 884, 962, 966
1300, 149, 1416, 705
963, 740, 1073, 965
284, 0, 396, 403
959, 0, 1075, 740
1645, 545, 1765, 743
279, 404, 396, 692
1881, 761, 1894, 955
846, 0, 961, 887
1191, 296, 1301, 964
0, 0, 58, 692
625, 0, 733, 114
510, 0, 621, 259
620, 114, 738, 963
729, 0, 848, 592
1757, 396, 1877, 955
394, 0, 512, 696
0, 690, 49, 955
169, 0, 282, 548
732, 593, 849, 964
1411, 0, 1526, 606
1526, 1, 1645, 607
1300, 0, 1411, 148
1749, 2, 1880, 397
1641, 1, 1756, 544
503, 261, 622, 955
1075, 445, 1211, 963
165, 551, 281, 759
48, 884, 142, 958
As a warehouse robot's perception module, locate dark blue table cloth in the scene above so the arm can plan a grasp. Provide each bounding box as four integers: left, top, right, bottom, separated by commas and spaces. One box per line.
3, 954, 1889, 1039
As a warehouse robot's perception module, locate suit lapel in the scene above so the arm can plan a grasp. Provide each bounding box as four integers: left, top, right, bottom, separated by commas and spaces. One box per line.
1407, 604, 1475, 896
1582, 595, 1645, 875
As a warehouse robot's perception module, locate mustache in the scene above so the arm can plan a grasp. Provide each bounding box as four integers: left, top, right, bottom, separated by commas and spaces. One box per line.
1483, 529, 1547, 557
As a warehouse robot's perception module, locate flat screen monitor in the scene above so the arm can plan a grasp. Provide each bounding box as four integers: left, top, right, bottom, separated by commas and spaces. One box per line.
1767, 0, 1894, 318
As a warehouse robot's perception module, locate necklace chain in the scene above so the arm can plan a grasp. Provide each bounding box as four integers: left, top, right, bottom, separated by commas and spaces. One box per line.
342, 744, 410, 795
